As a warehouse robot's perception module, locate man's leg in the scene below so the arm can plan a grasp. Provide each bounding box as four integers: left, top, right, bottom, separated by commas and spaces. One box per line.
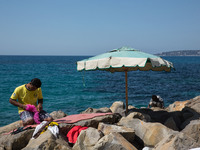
20, 111, 34, 126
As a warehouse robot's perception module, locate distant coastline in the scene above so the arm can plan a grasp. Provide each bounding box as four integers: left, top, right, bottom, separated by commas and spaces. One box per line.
156, 50, 200, 56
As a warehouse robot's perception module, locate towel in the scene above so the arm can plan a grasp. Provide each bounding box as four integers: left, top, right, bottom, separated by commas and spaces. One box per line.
67, 126, 88, 144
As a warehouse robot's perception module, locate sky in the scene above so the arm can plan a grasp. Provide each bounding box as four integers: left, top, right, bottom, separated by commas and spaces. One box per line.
0, 0, 200, 56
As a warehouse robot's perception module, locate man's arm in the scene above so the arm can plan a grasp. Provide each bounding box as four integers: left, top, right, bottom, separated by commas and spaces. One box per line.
37, 99, 43, 112
9, 98, 26, 110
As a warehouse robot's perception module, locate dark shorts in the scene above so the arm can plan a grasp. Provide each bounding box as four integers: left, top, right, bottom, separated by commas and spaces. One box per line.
20, 110, 51, 123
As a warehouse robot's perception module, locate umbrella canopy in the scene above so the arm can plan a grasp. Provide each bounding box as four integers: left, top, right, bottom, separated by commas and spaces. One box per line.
77, 47, 174, 113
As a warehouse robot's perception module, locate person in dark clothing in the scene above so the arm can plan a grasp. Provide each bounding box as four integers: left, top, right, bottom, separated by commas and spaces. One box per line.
148, 95, 164, 108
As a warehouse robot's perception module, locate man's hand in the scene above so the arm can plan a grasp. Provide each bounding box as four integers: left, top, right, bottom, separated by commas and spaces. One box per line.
9, 98, 27, 110
37, 103, 43, 112
21, 104, 27, 110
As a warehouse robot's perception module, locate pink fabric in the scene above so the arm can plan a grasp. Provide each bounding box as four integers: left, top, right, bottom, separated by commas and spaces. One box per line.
67, 126, 88, 143
25, 104, 40, 124
54, 112, 113, 124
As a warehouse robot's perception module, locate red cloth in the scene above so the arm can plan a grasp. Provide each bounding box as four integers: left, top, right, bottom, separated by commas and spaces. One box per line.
67, 126, 88, 144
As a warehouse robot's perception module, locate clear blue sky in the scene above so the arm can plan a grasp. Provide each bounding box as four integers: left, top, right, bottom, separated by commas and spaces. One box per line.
0, 0, 200, 56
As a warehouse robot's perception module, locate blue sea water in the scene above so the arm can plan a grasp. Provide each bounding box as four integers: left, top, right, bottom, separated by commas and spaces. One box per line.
0, 55, 200, 127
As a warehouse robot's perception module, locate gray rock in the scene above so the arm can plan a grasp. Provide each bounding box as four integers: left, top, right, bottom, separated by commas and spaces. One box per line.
0, 129, 34, 150
154, 132, 199, 150
127, 112, 151, 122
93, 132, 138, 150
50, 110, 67, 120
181, 119, 200, 146
23, 130, 71, 150
81, 107, 112, 114
0, 120, 21, 135
118, 118, 177, 147
166, 100, 189, 112
184, 96, 200, 114
110, 101, 126, 117
98, 122, 135, 143
72, 127, 103, 150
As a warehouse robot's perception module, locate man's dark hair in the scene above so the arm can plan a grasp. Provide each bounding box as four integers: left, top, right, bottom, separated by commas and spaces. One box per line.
31, 78, 42, 88
152, 95, 159, 102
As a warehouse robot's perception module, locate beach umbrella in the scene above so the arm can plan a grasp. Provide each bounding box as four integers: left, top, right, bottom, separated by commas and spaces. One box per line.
77, 46, 174, 113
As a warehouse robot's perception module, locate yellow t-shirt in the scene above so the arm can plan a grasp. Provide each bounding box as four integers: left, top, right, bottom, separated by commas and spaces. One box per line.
10, 84, 43, 114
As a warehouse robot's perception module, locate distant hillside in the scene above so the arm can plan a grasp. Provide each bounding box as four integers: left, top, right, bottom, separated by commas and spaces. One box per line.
156, 50, 200, 56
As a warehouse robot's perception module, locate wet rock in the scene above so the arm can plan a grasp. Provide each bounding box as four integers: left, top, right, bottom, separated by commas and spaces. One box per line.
98, 122, 135, 143
93, 132, 138, 150
72, 127, 103, 150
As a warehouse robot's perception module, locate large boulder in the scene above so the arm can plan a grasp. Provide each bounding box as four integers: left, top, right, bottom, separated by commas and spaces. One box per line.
98, 122, 135, 143
110, 101, 125, 117
154, 132, 199, 150
50, 110, 67, 120
81, 107, 112, 114
0, 120, 21, 135
93, 132, 138, 150
23, 129, 71, 150
181, 119, 200, 146
128, 107, 184, 130
184, 96, 200, 114
0, 129, 34, 150
118, 117, 177, 147
166, 100, 189, 112
72, 127, 103, 150
127, 112, 151, 122
180, 108, 200, 130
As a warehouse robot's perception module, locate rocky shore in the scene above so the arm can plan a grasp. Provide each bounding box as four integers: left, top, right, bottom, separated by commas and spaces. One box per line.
0, 96, 200, 150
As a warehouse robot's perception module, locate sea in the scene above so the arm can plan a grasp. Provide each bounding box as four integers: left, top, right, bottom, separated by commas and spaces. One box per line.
0, 55, 200, 127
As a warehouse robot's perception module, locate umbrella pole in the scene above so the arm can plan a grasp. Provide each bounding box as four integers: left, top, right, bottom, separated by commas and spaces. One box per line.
125, 71, 128, 114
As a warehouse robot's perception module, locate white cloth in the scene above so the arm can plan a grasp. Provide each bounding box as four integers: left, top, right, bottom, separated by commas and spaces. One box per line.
32, 121, 48, 139
48, 125, 59, 138
32, 121, 59, 139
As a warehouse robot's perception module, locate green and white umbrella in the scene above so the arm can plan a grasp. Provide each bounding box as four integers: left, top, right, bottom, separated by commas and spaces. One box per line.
77, 47, 174, 113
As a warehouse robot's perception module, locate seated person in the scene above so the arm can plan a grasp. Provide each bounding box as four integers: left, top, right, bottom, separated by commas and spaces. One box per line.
148, 95, 164, 108
9, 78, 53, 126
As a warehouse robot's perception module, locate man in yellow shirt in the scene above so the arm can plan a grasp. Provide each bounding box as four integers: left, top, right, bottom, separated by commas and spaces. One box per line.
9, 78, 53, 126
